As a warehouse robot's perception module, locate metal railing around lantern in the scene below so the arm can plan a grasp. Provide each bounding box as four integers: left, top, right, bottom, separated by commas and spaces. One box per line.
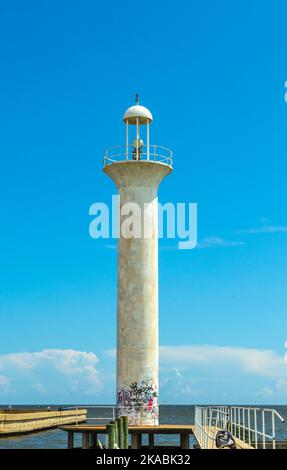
103, 144, 173, 167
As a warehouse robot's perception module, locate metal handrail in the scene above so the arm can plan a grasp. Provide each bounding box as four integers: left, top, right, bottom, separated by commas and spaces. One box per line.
61, 404, 159, 426
103, 144, 173, 167
195, 405, 285, 449
195, 406, 230, 449
230, 406, 284, 421
61, 405, 116, 426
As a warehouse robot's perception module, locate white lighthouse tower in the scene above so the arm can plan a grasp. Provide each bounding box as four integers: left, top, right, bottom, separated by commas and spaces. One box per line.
103, 96, 173, 425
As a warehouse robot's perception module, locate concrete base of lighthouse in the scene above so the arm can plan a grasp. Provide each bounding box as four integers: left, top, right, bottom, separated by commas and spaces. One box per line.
104, 160, 172, 425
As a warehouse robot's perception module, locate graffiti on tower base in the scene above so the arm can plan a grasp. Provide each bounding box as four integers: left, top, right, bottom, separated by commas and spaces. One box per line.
117, 377, 158, 422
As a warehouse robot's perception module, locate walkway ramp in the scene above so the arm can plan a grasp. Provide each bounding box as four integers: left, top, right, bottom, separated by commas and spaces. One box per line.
192, 425, 253, 449
194, 406, 284, 449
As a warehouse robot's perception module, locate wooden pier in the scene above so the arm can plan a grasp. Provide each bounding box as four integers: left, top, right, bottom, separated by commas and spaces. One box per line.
61, 424, 194, 449
59, 406, 284, 449
60, 423, 253, 449
0, 409, 87, 436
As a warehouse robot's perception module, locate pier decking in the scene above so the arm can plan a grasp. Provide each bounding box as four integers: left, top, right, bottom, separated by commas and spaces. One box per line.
61, 423, 254, 449
60, 405, 284, 450
61, 424, 194, 449
0, 409, 87, 436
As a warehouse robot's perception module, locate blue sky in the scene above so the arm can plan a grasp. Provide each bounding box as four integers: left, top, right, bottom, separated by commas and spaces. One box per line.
0, 0, 287, 404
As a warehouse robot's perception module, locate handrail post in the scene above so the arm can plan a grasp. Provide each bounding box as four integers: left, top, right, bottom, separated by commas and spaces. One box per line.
126, 121, 129, 159
136, 117, 139, 160
254, 409, 258, 449
238, 408, 240, 439
272, 410, 276, 449
262, 409, 266, 449
248, 408, 251, 445
147, 121, 150, 160
213, 410, 218, 449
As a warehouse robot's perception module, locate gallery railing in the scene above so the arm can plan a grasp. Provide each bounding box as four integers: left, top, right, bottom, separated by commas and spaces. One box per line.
103, 144, 173, 167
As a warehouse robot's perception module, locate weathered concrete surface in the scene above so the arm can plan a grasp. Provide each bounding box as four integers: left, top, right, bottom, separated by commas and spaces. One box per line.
0, 409, 87, 435
103, 161, 172, 425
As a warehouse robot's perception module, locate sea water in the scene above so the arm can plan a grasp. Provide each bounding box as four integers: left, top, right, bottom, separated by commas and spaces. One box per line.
0, 405, 286, 449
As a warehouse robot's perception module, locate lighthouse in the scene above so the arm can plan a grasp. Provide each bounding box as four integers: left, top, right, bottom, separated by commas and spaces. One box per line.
103, 97, 173, 425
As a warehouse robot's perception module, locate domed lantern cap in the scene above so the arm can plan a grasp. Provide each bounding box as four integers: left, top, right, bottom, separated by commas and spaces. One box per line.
123, 105, 153, 125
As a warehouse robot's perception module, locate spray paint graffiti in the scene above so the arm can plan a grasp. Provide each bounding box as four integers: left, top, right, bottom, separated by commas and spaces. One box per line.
117, 377, 158, 422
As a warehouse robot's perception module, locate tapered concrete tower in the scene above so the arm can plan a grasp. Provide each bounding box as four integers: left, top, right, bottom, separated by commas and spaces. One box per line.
103, 97, 173, 425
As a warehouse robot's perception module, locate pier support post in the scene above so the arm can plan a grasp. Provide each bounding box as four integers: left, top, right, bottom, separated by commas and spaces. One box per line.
114, 419, 119, 447
118, 417, 124, 449
106, 423, 116, 449
91, 433, 98, 449
131, 432, 142, 449
67, 431, 74, 449
123, 416, 129, 449
148, 433, 155, 449
180, 433, 189, 449
82, 432, 90, 449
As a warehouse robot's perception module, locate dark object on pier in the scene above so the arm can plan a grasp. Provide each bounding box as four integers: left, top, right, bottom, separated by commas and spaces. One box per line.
215, 430, 237, 449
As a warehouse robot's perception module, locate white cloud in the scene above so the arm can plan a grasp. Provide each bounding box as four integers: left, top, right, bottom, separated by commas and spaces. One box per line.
106, 238, 245, 251
275, 378, 287, 394
103, 348, 116, 359
105, 344, 287, 381
256, 387, 273, 398
0, 375, 10, 394
180, 384, 198, 396
160, 345, 287, 380
3, 345, 287, 403
103, 344, 287, 401
259, 217, 272, 225
197, 236, 245, 248
32, 383, 45, 394
237, 225, 287, 234
174, 367, 182, 379
104, 243, 117, 250
159, 244, 179, 251
159, 344, 287, 402
0, 349, 102, 399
